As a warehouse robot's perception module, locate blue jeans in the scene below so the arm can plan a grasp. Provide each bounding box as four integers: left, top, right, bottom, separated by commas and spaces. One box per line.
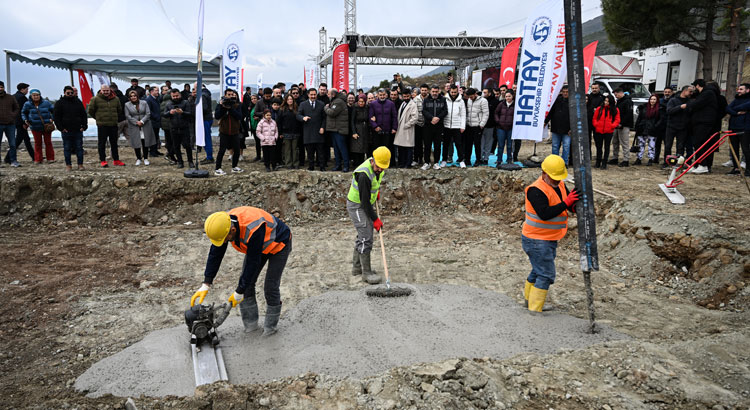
62, 131, 84, 165
331, 132, 350, 170
522, 235, 558, 290
551, 132, 571, 165
496, 128, 513, 163
203, 120, 214, 160
0, 123, 17, 163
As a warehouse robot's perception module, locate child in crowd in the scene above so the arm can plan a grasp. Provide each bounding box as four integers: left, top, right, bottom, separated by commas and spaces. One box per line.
257, 109, 279, 171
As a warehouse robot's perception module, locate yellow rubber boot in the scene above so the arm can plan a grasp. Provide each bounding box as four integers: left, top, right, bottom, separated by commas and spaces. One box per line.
528, 286, 548, 312
524, 281, 533, 307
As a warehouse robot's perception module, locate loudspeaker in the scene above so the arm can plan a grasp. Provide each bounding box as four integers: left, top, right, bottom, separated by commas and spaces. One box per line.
347, 35, 358, 53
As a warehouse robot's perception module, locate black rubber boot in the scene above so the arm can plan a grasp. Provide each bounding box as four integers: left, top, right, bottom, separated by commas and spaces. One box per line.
352, 249, 362, 276
262, 304, 282, 336
239, 298, 259, 332
360, 252, 381, 284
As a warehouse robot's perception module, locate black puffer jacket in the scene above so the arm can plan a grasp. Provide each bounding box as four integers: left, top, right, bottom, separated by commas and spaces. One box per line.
666, 96, 689, 131
687, 86, 718, 126
635, 103, 663, 136
615, 94, 634, 128
546, 96, 570, 134
422, 95, 447, 126
278, 107, 302, 138
163, 98, 193, 132
53, 95, 88, 132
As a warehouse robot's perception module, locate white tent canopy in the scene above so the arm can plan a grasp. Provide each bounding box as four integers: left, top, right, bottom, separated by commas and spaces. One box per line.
4, 0, 220, 85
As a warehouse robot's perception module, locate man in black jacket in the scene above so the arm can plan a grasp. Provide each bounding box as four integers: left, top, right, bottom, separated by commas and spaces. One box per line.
4, 82, 33, 164
587, 84, 605, 153
54, 86, 88, 170
145, 87, 163, 157
685, 79, 718, 173
610, 88, 634, 166
664, 85, 693, 164
214, 88, 243, 175
481, 88, 499, 164
420, 85, 448, 170
545, 86, 571, 165
163, 89, 194, 169
297, 88, 327, 171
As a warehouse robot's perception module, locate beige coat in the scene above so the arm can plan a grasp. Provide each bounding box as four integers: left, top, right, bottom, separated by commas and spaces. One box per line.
124, 100, 157, 149
393, 99, 419, 147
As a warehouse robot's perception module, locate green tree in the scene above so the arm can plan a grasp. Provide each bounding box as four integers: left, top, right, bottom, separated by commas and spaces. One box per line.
602, 0, 724, 81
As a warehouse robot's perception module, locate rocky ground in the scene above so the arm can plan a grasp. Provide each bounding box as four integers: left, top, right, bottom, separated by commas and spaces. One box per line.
0, 142, 749, 409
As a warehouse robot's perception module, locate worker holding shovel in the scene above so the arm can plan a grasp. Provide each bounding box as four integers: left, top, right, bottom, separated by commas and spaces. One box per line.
191, 207, 292, 336
347, 146, 391, 285
522, 155, 579, 312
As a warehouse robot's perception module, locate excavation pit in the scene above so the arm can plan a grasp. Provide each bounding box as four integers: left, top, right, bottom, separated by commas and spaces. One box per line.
75, 284, 624, 397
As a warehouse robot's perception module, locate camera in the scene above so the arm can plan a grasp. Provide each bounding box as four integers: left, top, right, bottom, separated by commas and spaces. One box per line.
222, 97, 237, 107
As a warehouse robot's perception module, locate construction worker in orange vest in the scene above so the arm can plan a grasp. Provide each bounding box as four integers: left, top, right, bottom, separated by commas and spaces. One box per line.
522, 155, 579, 312
191, 206, 292, 336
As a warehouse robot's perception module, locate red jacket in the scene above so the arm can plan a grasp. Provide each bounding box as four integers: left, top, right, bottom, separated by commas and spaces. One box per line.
592, 106, 620, 134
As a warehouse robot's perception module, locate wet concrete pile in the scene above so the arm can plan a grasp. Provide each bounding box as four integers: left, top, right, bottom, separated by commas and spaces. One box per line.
75, 284, 623, 397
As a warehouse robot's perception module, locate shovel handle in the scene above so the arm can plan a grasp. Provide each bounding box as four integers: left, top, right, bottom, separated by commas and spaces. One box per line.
375, 200, 390, 285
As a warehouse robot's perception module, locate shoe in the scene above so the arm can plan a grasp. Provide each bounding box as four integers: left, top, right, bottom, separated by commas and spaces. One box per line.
459, 161, 466, 168
594, 160, 601, 168
308, 165, 314, 171
320, 167, 326, 172
342, 168, 349, 173
135, 159, 142, 166
253, 156, 262, 162
214, 168, 226, 176
420, 163, 430, 171
332, 166, 341, 171
619, 161, 629, 167
741, 161, 746, 169
177, 162, 184, 169
690, 165, 709, 174
47, 160, 55, 164
200, 158, 214, 165
608, 159, 618, 165
144, 159, 150, 166
528, 286, 548, 313
727, 168, 740, 175
433, 163, 441, 170
239, 299, 260, 333
601, 162, 607, 170
722, 159, 734, 167
646, 159, 653, 166
633, 158, 642, 165
265, 166, 272, 172
78, 164, 85, 170
153, 151, 164, 157
352, 249, 362, 276
232, 167, 244, 173
113, 160, 125, 166
360, 252, 381, 284
100, 161, 108, 168
439, 160, 447, 168
11, 161, 20, 168
65, 165, 73, 172
262, 304, 282, 336
411, 161, 418, 167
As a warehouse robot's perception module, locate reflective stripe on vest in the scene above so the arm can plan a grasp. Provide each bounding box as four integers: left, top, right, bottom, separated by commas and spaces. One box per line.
347, 159, 382, 204
522, 176, 568, 241
230, 207, 286, 255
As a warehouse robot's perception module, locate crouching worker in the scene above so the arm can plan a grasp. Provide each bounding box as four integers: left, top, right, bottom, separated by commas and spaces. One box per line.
347, 146, 391, 285
191, 207, 292, 336
522, 155, 579, 312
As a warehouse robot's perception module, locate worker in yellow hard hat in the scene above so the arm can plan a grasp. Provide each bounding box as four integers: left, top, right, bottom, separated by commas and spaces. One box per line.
191, 206, 292, 336
346, 146, 390, 284
521, 155, 579, 312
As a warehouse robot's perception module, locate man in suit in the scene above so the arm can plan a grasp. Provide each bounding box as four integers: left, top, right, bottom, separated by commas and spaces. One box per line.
296, 88, 327, 171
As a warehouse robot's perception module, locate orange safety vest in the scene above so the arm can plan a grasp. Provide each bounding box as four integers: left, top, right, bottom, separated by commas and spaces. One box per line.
522, 176, 568, 241
229, 207, 286, 255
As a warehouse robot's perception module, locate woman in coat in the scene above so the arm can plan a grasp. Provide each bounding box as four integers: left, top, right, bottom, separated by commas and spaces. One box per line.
591, 94, 620, 169
124, 91, 157, 165
393, 89, 419, 168
278, 94, 302, 169
21, 89, 55, 164
634, 94, 663, 166
494, 90, 515, 166
350, 95, 370, 165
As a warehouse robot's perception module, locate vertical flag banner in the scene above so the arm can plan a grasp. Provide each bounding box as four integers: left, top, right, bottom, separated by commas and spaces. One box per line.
544, 19, 567, 115
500, 37, 522, 88
309, 67, 315, 88
583, 41, 598, 93
76, 70, 93, 107
304, 66, 307, 89
331, 44, 349, 92
512, 0, 565, 142
240, 68, 245, 101
194, 0, 205, 148
358, 74, 363, 90
257, 73, 263, 92
92, 71, 108, 88
221, 30, 243, 92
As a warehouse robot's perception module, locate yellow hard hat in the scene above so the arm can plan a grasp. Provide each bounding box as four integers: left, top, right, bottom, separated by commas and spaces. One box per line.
541, 154, 568, 181
372, 146, 391, 169
205, 211, 231, 247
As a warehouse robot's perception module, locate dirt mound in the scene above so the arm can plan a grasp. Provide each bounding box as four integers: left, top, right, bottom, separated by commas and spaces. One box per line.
75, 284, 624, 398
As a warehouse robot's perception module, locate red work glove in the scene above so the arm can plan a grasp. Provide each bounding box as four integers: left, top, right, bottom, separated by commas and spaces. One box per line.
377, 191, 380, 201
563, 189, 580, 210
373, 218, 383, 232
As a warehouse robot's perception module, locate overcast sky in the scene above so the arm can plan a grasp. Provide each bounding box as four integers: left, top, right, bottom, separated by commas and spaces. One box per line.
0, 0, 602, 96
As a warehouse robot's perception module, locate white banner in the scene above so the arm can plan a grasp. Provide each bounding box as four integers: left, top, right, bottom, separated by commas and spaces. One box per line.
91, 71, 109, 88
471, 70, 482, 89
512, 0, 565, 142
221, 30, 244, 92
195, 0, 206, 148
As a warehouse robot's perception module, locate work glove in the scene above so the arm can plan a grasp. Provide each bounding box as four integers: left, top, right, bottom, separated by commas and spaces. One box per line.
377, 191, 380, 201
190, 283, 210, 307
563, 189, 580, 210
228, 291, 244, 308
373, 218, 383, 232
